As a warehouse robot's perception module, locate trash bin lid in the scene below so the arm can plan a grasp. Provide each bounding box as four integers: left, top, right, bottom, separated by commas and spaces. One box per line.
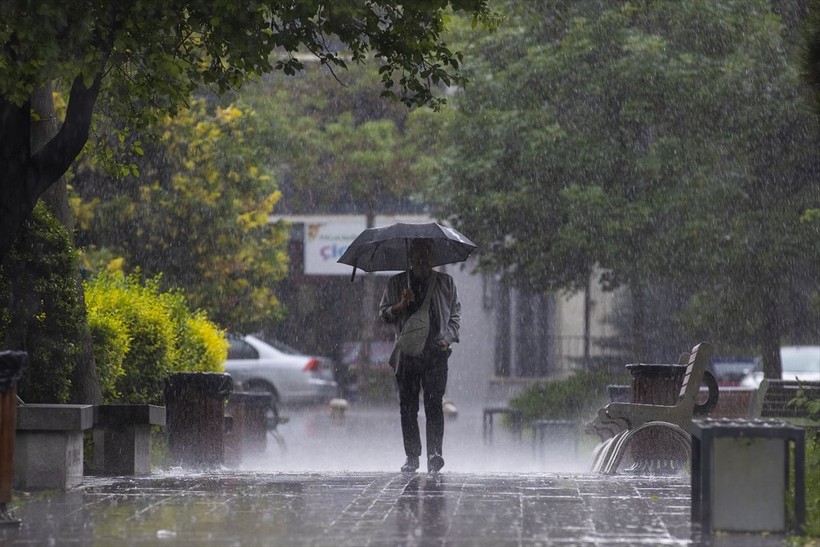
164, 372, 233, 398
0, 351, 27, 392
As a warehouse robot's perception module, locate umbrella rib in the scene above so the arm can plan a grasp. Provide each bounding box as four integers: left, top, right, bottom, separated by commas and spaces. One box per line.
365, 241, 384, 271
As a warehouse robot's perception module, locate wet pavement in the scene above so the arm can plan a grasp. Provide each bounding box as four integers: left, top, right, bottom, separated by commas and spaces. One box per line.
0, 404, 798, 546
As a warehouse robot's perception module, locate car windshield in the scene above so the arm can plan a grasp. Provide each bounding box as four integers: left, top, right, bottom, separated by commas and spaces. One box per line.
268, 340, 302, 355
251, 334, 304, 355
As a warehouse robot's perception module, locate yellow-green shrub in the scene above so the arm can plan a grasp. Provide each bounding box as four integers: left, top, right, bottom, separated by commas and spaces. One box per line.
175, 313, 228, 373
86, 311, 129, 403
85, 273, 176, 404
84, 271, 226, 405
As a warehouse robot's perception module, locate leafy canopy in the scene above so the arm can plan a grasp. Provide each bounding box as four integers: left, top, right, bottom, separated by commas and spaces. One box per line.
430, 0, 820, 366
1, 0, 500, 115
239, 61, 433, 216
0, 0, 499, 263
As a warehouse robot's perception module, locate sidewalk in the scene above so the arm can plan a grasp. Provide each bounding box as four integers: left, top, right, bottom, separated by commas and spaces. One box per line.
0, 404, 795, 546
0, 470, 787, 546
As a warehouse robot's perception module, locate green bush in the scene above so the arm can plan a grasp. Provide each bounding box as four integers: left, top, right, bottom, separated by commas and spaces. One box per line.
86, 312, 129, 401
0, 203, 84, 403
161, 291, 228, 374
788, 388, 819, 540
84, 271, 227, 404
85, 273, 176, 404
509, 368, 630, 424
802, 433, 820, 539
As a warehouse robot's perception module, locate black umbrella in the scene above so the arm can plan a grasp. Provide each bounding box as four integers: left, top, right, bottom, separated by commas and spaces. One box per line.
337, 222, 477, 281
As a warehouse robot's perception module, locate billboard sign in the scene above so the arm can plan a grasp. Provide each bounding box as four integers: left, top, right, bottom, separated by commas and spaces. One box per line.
303, 219, 369, 276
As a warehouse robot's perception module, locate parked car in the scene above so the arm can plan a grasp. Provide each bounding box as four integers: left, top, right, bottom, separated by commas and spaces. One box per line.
222, 334, 337, 407
707, 356, 759, 387
740, 345, 820, 388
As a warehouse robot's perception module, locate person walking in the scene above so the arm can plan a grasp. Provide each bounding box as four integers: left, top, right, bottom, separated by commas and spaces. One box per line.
379, 238, 461, 474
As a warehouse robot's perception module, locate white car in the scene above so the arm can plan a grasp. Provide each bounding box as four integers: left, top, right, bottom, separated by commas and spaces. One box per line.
740, 345, 820, 388
222, 335, 337, 406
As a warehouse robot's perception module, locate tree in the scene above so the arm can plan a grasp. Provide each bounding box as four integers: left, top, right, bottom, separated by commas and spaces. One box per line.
431, 1, 820, 373
73, 98, 289, 334
0, 0, 499, 262
240, 60, 430, 216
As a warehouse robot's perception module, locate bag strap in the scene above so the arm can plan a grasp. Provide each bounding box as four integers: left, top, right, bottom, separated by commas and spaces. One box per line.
401, 274, 436, 327
418, 274, 436, 313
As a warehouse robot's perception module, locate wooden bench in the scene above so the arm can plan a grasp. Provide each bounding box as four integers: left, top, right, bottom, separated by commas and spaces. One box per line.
592, 343, 715, 437
590, 342, 715, 474
749, 379, 820, 425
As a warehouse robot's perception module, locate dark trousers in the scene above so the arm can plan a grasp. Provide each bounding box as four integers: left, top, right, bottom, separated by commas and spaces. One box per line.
396, 349, 449, 458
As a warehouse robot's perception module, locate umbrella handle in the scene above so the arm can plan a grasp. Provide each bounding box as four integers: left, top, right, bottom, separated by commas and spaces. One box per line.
406, 239, 411, 288
350, 267, 357, 283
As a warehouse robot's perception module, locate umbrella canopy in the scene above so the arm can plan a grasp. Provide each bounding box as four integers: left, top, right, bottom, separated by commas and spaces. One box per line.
337, 222, 477, 278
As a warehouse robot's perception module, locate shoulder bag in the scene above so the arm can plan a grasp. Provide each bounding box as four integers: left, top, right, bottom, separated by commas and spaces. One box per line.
396, 275, 436, 357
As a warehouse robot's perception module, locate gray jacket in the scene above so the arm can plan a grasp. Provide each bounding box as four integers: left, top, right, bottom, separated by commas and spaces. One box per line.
378, 270, 461, 363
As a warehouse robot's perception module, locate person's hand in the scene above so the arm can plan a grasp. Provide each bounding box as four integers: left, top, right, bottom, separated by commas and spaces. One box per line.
437, 340, 450, 351
395, 287, 415, 312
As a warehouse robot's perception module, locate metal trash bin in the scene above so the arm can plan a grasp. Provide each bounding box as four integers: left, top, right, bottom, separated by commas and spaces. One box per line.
0, 351, 25, 526
691, 418, 805, 535
164, 372, 233, 468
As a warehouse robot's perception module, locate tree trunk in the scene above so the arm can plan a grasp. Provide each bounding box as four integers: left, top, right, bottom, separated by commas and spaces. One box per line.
583, 274, 592, 369
495, 281, 511, 377
0, 97, 36, 261
759, 280, 783, 380
31, 86, 73, 231
30, 85, 102, 404
0, 72, 103, 263
631, 282, 648, 363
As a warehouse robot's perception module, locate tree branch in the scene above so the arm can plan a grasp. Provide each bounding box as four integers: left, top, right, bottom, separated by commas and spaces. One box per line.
28, 72, 105, 201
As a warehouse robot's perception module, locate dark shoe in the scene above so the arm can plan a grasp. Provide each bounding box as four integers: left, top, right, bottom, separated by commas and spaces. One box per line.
427, 454, 444, 474
401, 456, 419, 472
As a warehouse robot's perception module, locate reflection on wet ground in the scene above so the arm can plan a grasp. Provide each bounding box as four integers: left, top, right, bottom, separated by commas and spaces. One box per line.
0, 404, 795, 546
245, 403, 587, 474
3, 471, 789, 546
